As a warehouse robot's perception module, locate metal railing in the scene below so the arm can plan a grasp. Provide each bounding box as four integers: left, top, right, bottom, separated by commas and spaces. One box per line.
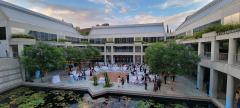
234, 54, 240, 65
202, 52, 211, 59
218, 53, 228, 61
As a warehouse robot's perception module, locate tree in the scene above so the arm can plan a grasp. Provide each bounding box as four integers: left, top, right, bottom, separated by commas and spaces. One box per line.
21, 43, 66, 79
145, 41, 200, 76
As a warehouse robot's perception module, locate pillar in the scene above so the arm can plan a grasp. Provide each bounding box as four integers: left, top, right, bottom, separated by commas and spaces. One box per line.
198, 42, 204, 56
197, 65, 204, 90
211, 40, 219, 61
141, 45, 143, 64
104, 45, 107, 65
133, 44, 135, 64
228, 38, 237, 64
18, 44, 24, 56
111, 46, 114, 64
209, 68, 218, 97
18, 44, 26, 81
226, 75, 234, 108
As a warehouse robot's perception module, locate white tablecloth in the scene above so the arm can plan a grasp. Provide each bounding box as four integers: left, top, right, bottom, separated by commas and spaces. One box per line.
52, 75, 61, 84
98, 77, 105, 84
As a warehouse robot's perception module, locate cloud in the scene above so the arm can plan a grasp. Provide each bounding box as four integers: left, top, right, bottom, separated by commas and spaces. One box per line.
3, 0, 196, 30
88, 0, 128, 14
155, 0, 213, 9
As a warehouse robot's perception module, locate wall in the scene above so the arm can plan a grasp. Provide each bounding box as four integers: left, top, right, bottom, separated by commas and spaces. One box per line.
0, 58, 22, 93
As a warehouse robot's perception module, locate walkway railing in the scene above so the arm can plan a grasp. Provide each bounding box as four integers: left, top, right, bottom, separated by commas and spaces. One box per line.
218, 53, 228, 61
235, 54, 240, 65
202, 52, 211, 59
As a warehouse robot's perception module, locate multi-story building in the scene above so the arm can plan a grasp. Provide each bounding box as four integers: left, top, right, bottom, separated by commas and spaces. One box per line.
88, 23, 167, 64
0, 0, 85, 58
175, 0, 240, 108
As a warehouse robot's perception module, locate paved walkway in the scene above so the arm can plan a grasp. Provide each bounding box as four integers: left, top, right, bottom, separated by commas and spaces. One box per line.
25, 71, 224, 108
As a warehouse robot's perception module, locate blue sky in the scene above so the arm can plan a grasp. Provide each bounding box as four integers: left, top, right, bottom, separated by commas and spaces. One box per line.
4, 0, 213, 30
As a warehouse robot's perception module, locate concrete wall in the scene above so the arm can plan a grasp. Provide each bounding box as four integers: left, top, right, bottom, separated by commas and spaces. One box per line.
0, 58, 22, 93
175, 0, 240, 35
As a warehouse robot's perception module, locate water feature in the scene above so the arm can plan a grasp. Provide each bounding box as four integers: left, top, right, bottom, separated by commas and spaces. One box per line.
0, 86, 217, 108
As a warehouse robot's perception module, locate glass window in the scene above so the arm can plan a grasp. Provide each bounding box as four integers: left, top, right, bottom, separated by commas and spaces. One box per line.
0, 27, 6, 40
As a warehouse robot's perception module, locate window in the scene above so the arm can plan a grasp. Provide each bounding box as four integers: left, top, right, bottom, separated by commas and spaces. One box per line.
29, 30, 57, 41
0, 27, 6, 40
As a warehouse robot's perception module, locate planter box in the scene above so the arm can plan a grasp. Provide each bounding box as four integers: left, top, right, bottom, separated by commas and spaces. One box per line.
10, 38, 36, 45
202, 31, 217, 38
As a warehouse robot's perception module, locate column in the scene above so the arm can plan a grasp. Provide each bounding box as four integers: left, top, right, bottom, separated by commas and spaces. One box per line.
197, 65, 204, 90
104, 45, 107, 65
226, 75, 234, 108
198, 42, 204, 56
211, 40, 219, 61
133, 45, 135, 64
111, 46, 114, 64
18, 44, 24, 56
209, 68, 218, 97
228, 38, 237, 64
141, 45, 143, 64
18, 44, 26, 81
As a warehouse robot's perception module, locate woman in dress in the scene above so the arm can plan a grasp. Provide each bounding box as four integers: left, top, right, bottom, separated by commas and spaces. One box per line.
117, 76, 121, 88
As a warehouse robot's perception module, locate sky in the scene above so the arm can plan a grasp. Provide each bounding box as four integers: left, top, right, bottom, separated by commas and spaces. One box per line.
3, 0, 213, 30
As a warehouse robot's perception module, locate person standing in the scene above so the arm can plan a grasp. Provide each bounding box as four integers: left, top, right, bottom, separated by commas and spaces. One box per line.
144, 80, 147, 90
157, 78, 161, 91
117, 76, 121, 88
126, 74, 129, 84
153, 81, 157, 92
121, 77, 125, 88
164, 73, 168, 84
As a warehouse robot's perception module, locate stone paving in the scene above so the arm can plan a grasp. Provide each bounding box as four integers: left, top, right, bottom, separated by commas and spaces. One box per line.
25, 71, 224, 108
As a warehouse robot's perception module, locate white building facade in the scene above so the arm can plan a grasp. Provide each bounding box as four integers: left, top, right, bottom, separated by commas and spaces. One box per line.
0, 0, 85, 58
175, 0, 240, 108
88, 23, 167, 64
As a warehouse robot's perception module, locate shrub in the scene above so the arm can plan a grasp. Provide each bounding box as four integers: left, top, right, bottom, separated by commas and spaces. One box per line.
58, 38, 67, 42
93, 75, 98, 86
12, 34, 34, 39
174, 104, 186, 108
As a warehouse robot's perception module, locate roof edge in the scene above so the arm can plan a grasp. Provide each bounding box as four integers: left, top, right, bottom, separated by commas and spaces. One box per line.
92, 23, 164, 29
0, 0, 73, 27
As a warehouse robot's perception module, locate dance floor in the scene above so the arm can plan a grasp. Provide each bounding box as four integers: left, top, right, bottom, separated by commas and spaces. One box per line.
94, 72, 128, 82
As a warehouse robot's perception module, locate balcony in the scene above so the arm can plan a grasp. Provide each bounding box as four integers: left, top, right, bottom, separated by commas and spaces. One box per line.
218, 53, 228, 61
202, 52, 211, 59
235, 54, 240, 65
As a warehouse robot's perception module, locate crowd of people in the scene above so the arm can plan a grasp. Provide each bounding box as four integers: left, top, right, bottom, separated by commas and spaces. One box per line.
65, 62, 177, 92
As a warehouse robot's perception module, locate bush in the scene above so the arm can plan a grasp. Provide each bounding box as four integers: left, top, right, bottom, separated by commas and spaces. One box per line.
12, 34, 34, 39
103, 72, 112, 88
174, 104, 186, 108
93, 75, 98, 86
58, 38, 68, 42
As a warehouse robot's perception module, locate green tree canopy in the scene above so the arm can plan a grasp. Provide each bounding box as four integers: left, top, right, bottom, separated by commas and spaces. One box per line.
145, 41, 200, 75
21, 43, 65, 73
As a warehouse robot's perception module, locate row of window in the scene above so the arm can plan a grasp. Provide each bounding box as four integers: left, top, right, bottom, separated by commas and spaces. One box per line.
193, 20, 221, 33
29, 31, 57, 41
115, 38, 134, 44
90, 38, 106, 44
66, 36, 81, 43
143, 37, 164, 43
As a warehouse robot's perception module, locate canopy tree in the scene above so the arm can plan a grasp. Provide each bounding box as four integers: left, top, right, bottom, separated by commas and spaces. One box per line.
21, 43, 65, 79
145, 41, 200, 76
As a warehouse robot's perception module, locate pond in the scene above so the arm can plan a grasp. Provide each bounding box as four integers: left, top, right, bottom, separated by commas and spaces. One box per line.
0, 86, 217, 108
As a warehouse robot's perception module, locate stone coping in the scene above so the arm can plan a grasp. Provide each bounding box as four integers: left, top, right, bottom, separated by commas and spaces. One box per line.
22, 82, 223, 108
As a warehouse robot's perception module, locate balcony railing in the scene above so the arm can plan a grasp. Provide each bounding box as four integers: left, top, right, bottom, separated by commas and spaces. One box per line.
218, 53, 228, 61
235, 54, 240, 65
202, 52, 211, 59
